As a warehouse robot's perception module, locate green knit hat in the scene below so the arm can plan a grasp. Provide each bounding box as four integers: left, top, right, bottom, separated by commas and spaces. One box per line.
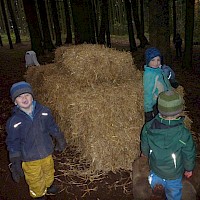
158, 90, 183, 116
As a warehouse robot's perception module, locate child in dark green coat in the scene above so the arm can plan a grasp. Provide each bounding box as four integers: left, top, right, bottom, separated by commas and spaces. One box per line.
141, 90, 196, 200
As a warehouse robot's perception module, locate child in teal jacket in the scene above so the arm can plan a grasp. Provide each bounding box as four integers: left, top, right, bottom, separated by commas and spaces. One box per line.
141, 90, 196, 200
143, 47, 172, 122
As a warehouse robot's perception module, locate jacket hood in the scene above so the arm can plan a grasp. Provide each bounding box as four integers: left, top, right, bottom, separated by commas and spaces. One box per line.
146, 114, 185, 149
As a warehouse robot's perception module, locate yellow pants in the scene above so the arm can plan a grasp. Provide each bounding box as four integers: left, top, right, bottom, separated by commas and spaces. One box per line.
22, 155, 55, 198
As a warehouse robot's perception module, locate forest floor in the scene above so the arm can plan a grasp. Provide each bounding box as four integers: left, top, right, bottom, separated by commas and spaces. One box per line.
0, 40, 200, 200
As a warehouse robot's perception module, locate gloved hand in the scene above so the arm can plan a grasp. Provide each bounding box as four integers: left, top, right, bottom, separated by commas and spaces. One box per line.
9, 156, 24, 183
170, 79, 179, 89
55, 135, 67, 153
145, 111, 154, 123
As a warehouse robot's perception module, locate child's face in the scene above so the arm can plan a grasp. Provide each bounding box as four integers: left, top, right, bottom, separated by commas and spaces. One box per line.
149, 56, 161, 68
15, 93, 33, 111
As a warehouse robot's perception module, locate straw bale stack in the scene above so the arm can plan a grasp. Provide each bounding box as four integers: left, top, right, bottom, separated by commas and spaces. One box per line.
25, 44, 190, 173
54, 44, 135, 87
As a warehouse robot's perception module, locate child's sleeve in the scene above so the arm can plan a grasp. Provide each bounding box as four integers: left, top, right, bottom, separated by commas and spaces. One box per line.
181, 129, 196, 171
162, 65, 176, 80
140, 125, 150, 157
143, 72, 155, 112
46, 109, 64, 138
6, 118, 21, 159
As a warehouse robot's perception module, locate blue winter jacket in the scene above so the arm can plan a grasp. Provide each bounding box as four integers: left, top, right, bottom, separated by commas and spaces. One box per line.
143, 65, 172, 112
6, 101, 64, 161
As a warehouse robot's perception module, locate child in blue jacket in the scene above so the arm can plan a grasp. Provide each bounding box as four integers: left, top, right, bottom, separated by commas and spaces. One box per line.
6, 81, 67, 200
143, 47, 172, 122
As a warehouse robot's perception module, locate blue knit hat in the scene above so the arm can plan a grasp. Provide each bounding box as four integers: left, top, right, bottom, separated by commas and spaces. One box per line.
10, 81, 33, 102
145, 47, 161, 65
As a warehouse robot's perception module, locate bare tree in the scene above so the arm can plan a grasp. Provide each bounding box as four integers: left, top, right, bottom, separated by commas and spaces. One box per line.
7, 0, 21, 43
182, 0, 195, 69
49, 0, 62, 46
70, 0, 96, 44
99, 0, 111, 47
0, 0, 13, 49
149, 0, 171, 64
131, 0, 148, 48
22, 0, 43, 55
37, 0, 55, 51
172, 0, 177, 43
63, 0, 72, 44
124, 0, 137, 52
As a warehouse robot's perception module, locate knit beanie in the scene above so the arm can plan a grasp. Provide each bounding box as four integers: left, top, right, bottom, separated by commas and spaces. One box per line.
145, 47, 161, 65
10, 81, 33, 102
158, 90, 183, 116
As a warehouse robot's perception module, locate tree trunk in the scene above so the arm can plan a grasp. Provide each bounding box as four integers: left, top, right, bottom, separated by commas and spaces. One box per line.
87, 0, 96, 43
91, 0, 99, 43
37, 0, 55, 51
70, 0, 96, 44
124, 0, 137, 52
131, 0, 148, 48
140, 0, 144, 36
0, 0, 13, 49
7, 0, 21, 43
149, 0, 171, 64
49, 0, 62, 46
22, 0, 43, 55
172, 0, 177, 43
99, 0, 111, 47
182, 0, 194, 69
63, 0, 72, 44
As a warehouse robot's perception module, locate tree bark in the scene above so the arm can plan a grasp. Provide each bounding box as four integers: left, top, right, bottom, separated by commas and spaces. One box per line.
37, 0, 55, 51
7, 0, 21, 43
0, 0, 13, 49
124, 0, 137, 52
49, 0, 62, 46
149, 0, 171, 64
70, 0, 96, 44
172, 0, 177, 43
63, 0, 72, 44
22, 0, 43, 55
131, 0, 148, 48
99, 0, 111, 47
182, 0, 194, 69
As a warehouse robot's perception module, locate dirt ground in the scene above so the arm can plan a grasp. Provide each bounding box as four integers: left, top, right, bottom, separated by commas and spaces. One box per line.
0, 41, 200, 200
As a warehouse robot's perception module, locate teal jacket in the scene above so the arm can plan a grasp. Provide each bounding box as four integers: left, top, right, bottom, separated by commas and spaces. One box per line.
143, 65, 172, 112
141, 115, 196, 180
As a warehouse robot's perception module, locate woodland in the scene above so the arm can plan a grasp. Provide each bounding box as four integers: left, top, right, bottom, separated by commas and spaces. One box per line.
1, 0, 200, 200
0, 0, 200, 67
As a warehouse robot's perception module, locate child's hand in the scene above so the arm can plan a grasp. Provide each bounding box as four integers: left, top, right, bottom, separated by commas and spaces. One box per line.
184, 171, 192, 178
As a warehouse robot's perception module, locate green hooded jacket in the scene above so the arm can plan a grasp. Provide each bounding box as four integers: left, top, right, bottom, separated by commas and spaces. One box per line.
141, 114, 196, 180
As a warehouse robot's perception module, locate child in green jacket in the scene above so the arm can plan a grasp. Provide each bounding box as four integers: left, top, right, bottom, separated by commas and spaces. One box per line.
141, 90, 196, 200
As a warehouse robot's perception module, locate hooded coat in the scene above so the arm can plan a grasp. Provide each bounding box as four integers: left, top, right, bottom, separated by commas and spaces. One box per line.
141, 114, 196, 180
143, 65, 172, 112
6, 101, 64, 161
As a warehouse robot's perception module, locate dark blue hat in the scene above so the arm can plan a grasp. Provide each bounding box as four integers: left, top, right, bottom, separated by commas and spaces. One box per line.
10, 81, 33, 102
145, 47, 161, 65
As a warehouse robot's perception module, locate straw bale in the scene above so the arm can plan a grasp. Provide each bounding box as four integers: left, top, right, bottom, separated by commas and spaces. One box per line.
175, 86, 192, 129
24, 64, 59, 101
25, 44, 192, 174
54, 46, 69, 63
40, 77, 144, 172
55, 44, 135, 86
